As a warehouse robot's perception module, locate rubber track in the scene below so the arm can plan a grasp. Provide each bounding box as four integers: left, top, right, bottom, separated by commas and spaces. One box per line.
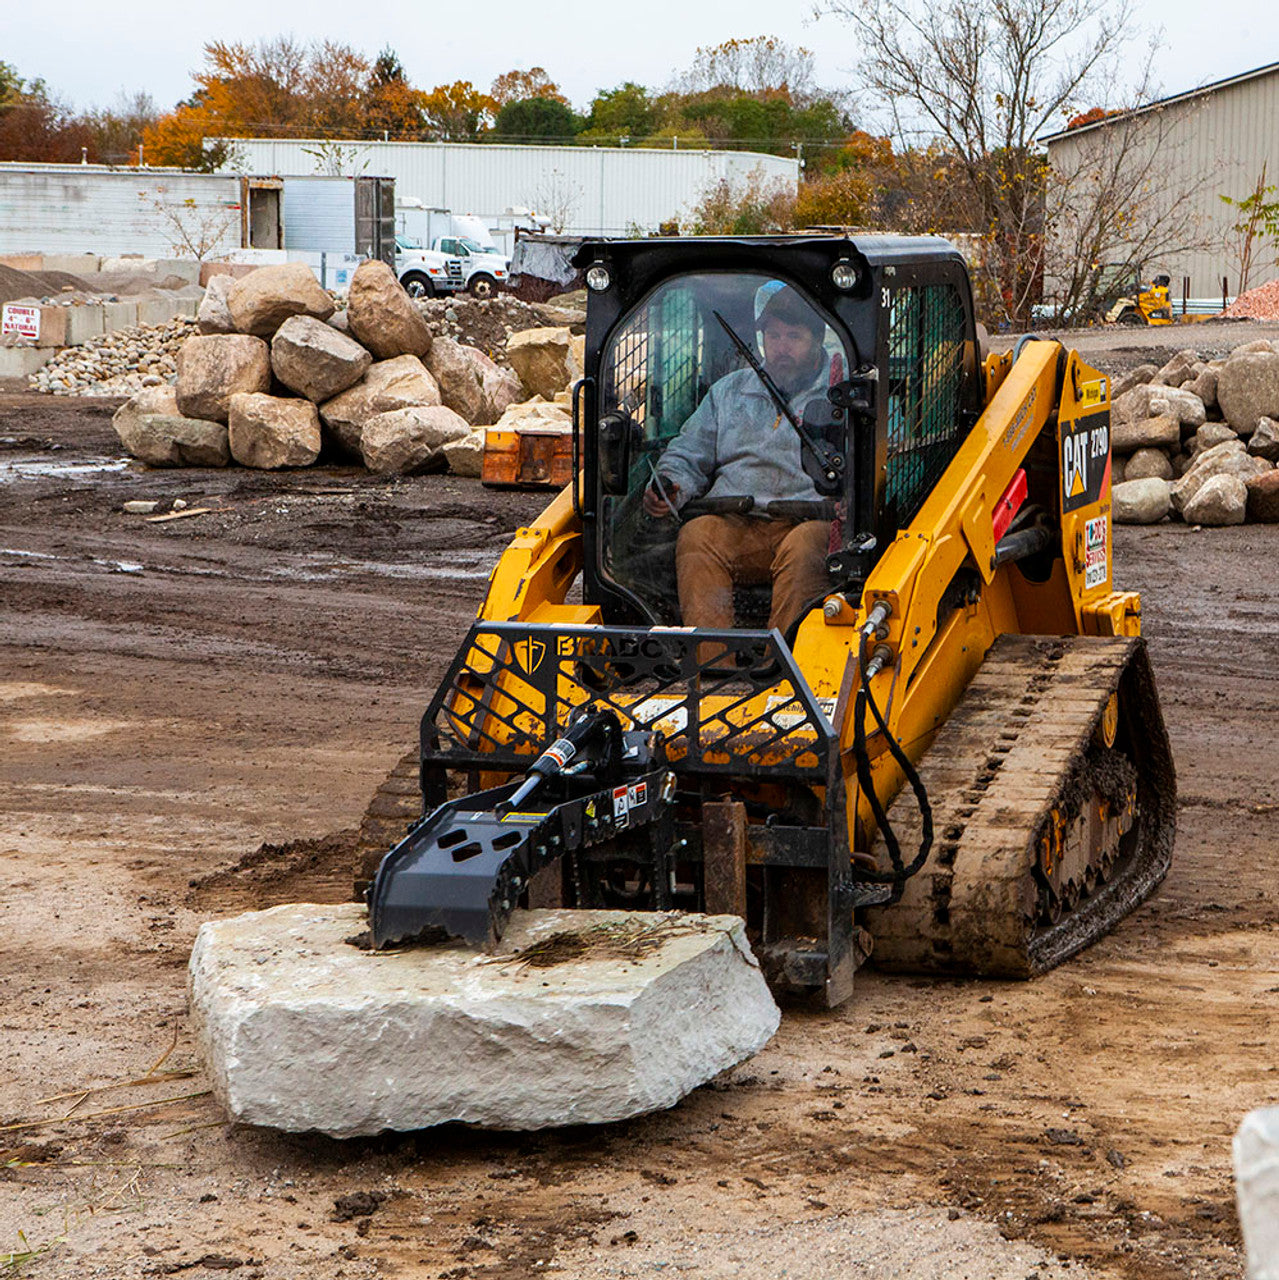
351, 748, 422, 899
864, 633, 1176, 978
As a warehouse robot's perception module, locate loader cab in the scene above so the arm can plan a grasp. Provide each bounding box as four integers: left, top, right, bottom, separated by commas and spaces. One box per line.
574, 236, 984, 630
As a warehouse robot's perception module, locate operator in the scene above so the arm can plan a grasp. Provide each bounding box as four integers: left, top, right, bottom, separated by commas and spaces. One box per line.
642, 285, 835, 634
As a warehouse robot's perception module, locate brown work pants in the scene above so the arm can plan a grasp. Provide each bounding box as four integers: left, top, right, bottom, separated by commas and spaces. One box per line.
675, 515, 830, 634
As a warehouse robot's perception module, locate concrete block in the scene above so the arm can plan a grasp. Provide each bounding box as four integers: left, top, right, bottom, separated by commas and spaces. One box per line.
102, 300, 140, 334
200, 262, 259, 288
28, 306, 68, 348
174, 297, 200, 320
156, 259, 201, 287
41, 253, 102, 276
136, 298, 179, 328
64, 305, 104, 347
100, 255, 155, 275
0, 346, 54, 377
189, 902, 780, 1137
0, 253, 44, 271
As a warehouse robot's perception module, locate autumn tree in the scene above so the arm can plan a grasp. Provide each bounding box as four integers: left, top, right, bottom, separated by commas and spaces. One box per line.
490, 67, 567, 108
142, 37, 377, 165
578, 82, 660, 145
419, 81, 495, 141
0, 66, 93, 163
82, 92, 160, 164
363, 48, 425, 137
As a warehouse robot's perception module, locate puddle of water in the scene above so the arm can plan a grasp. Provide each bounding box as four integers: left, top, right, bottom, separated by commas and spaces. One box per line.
1, 547, 143, 574
0, 456, 130, 482
270, 549, 495, 582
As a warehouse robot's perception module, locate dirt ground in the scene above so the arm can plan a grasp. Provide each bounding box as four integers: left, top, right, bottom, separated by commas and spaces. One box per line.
1, 340, 1277, 1280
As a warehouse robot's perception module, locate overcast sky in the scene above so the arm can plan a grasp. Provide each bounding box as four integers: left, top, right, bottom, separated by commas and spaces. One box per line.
3, 0, 1272, 127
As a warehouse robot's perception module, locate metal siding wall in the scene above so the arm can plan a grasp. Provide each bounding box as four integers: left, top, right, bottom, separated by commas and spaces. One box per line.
1048, 69, 1279, 296
0, 166, 241, 258
282, 177, 356, 253
217, 141, 799, 236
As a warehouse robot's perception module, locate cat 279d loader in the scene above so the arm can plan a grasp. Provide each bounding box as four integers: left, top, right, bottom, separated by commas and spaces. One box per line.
356, 234, 1175, 1007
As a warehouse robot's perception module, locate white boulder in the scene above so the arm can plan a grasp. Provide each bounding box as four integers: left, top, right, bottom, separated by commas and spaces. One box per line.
196, 274, 236, 335
1111, 477, 1170, 525
1171, 439, 1270, 514
318, 355, 442, 457
270, 315, 371, 403
1123, 447, 1173, 482
188, 903, 780, 1136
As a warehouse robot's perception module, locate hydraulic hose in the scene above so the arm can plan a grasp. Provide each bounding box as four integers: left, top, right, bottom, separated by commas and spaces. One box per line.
850, 626, 934, 899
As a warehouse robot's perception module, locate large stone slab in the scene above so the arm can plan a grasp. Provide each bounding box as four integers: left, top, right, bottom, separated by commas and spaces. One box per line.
114, 386, 229, 468
189, 902, 780, 1136
360, 404, 472, 474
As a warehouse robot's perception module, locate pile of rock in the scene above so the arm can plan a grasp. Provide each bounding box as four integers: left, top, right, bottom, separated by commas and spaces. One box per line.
1111, 340, 1279, 526
110, 261, 582, 477
30, 316, 197, 396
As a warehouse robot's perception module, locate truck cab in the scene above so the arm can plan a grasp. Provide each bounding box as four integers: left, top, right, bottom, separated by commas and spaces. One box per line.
434, 236, 510, 298
394, 235, 465, 298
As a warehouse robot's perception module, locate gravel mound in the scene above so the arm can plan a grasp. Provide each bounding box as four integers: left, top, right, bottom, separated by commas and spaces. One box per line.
30, 316, 197, 396
1224, 279, 1279, 320
0, 263, 97, 305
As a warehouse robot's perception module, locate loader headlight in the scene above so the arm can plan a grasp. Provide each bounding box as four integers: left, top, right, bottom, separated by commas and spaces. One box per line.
831, 260, 859, 291
586, 264, 613, 292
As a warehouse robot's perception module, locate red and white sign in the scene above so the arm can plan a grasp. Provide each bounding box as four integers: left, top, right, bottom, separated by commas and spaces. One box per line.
1, 304, 39, 341
1084, 515, 1108, 589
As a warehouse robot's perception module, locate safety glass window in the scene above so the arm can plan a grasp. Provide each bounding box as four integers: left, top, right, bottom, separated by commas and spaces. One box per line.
596, 272, 851, 627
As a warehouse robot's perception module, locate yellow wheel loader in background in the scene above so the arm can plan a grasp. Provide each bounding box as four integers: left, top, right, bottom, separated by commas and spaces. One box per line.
357, 235, 1175, 1007
1094, 263, 1174, 325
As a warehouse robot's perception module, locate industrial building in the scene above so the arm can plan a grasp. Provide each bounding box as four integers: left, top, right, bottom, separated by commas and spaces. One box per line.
1043, 60, 1279, 300
213, 139, 800, 241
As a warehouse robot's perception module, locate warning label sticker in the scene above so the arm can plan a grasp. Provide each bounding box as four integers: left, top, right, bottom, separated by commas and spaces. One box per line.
627, 781, 647, 810
612, 784, 630, 829
1084, 514, 1108, 589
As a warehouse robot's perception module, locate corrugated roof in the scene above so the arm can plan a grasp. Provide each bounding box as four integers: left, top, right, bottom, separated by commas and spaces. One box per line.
1041, 59, 1279, 143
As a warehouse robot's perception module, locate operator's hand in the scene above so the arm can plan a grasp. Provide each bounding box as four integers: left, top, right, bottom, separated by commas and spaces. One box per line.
643, 477, 680, 517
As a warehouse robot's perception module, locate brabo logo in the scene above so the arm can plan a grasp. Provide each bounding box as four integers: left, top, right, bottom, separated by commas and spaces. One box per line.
514, 637, 546, 675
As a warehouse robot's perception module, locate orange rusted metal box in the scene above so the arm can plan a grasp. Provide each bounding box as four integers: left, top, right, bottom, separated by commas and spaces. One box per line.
482, 425, 576, 489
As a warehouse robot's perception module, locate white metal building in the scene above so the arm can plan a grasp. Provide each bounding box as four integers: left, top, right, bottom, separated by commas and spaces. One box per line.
1043, 61, 1279, 299
0, 163, 245, 259
213, 139, 801, 239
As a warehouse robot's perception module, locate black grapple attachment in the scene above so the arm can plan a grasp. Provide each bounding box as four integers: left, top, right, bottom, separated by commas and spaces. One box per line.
367, 708, 675, 949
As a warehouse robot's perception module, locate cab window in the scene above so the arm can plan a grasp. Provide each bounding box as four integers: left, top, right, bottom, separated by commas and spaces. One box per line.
595, 271, 850, 624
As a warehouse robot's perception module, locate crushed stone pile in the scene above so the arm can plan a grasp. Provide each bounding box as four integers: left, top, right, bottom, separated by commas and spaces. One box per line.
30, 317, 196, 397
1223, 278, 1279, 320
416, 294, 584, 365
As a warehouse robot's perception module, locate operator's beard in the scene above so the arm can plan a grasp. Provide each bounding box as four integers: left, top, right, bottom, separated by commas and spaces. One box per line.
770, 350, 825, 400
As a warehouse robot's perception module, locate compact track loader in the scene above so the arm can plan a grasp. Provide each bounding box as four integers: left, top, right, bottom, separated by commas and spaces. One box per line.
356, 235, 1175, 1006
